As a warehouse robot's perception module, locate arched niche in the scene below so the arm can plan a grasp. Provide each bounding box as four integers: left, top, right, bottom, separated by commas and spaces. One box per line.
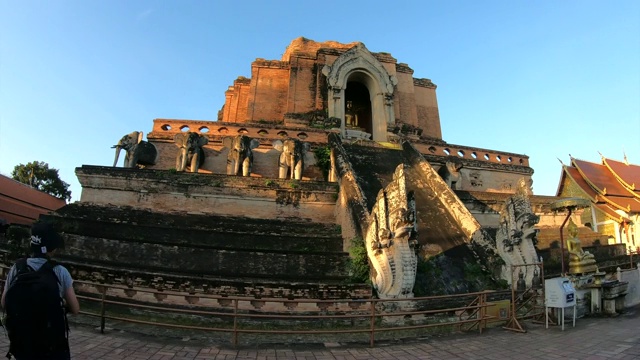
322, 44, 397, 142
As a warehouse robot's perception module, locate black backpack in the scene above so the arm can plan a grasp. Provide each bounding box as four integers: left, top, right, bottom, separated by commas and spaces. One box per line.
4, 258, 69, 358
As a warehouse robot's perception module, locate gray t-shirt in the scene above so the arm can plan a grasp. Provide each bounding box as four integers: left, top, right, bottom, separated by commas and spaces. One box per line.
4, 258, 74, 299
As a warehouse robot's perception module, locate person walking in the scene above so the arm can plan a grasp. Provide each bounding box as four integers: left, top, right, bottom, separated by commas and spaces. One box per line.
1, 222, 80, 360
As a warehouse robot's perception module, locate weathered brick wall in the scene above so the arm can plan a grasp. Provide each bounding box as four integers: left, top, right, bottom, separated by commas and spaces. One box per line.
76, 166, 337, 223
380, 60, 397, 79
222, 77, 251, 123
394, 67, 419, 126
218, 38, 446, 135
286, 55, 318, 115
282, 37, 359, 61
536, 226, 609, 249
247, 61, 289, 122
414, 83, 441, 139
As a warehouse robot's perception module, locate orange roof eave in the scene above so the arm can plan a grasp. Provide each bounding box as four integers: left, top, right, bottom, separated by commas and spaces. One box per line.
602, 157, 640, 198
594, 194, 632, 213
595, 204, 627, 223
572, 158, 607, 196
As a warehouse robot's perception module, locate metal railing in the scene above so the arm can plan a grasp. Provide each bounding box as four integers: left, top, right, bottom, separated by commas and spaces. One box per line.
71, 280, 497, 347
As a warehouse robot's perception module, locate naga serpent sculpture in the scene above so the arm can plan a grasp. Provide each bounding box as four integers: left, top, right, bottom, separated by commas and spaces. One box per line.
365, 164, 419, 299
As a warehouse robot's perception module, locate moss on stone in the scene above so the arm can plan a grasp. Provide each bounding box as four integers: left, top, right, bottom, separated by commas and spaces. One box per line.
313, 145, 331, 180
346, 237, 370, 284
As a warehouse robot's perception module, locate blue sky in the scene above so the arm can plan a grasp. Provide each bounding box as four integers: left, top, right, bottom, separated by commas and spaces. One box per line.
1, 1, 638, 201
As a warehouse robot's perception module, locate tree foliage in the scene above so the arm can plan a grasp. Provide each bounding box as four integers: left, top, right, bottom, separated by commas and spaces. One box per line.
11, 161, 71, 201
347, 236, 371, 284
313, 145, 332, 180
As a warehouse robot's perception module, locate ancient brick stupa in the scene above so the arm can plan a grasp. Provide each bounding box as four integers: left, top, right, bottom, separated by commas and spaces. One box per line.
13, 37, 563, 304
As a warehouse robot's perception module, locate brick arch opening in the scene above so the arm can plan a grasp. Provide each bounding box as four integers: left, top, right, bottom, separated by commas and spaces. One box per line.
345, 81, 372, 135
323, 44, 397, 142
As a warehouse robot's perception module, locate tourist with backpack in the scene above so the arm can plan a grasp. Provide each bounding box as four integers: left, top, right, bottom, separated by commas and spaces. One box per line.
1, 222, 80, 360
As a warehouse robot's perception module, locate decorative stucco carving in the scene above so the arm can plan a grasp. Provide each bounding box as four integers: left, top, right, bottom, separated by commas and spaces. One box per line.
323, 44, 398, 142
365, 164, 418, 299
323, 44, 397, 95
469, 171, 483, 188
496, 178, 540, 284
384, 94, 394, 106
439, 158, 463, 190
321, 64, 331, 77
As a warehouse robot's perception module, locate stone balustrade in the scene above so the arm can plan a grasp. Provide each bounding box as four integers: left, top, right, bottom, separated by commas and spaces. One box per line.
77, 280, 371, 313
412, 142, 530, 167
149, 119, 333, 144
148, 119, 530, 169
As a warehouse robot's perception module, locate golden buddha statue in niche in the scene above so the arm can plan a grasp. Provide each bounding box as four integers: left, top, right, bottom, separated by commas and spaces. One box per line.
345, 101, 358, 127
566, 218, 597, 274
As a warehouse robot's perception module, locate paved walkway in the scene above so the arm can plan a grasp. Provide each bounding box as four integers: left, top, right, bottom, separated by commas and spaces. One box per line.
1, 307, 639, 359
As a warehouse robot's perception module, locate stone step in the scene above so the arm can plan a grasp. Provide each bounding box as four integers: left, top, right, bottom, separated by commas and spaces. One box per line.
52, 204, 343, 252
63, 260, 371, 299
58, 232, 350, 281
76, 165, 339, 223
42, 202, 349, 283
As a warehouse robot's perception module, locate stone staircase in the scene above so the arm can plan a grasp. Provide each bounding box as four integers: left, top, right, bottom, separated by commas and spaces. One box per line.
340, 142, 481, 255
36, 165, 371, 299
331, 137, 505, 294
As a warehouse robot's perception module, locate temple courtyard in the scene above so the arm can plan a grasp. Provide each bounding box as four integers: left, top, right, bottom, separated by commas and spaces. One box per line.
0, 305, 637, 359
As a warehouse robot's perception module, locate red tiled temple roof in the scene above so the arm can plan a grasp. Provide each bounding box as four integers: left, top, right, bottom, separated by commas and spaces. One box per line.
572, 158, 635, 197
562, 166, 598, 200
0, 175, 66, 225
602, 157, 640, 194
558, 156, 639, 223
597, 195, 640, 212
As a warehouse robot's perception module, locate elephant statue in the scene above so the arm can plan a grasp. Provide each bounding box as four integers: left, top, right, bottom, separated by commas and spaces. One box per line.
272, 138, 310, 180
174, 132, 208, 173
112, 131, 158, 168
438, 158, 463, 190
222, 135, 260, 176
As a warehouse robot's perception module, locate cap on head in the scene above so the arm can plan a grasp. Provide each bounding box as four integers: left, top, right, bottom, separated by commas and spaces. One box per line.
30, 222, 63, 255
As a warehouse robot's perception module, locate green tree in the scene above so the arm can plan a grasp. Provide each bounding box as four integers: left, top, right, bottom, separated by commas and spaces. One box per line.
11, 161, 71, 202
347, 237, 370, 284
313, 145, 332, 180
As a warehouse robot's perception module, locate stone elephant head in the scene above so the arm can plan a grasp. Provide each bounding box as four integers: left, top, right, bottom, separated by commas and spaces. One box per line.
174, 132, 208, 173
222, 135, 260, 176
438, 158, 463, 190
272, 138, 310, 180
112, 131, 158, 168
